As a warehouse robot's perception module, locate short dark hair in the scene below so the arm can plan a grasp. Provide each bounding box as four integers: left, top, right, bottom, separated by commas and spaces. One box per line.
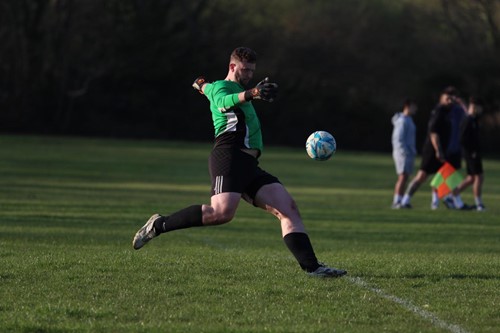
403, 98, 415, 108
442, 86, 459, 97
230, 47, 257, 63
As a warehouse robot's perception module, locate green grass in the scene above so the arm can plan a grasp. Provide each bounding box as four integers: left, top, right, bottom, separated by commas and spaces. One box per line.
0, 135, 499, 333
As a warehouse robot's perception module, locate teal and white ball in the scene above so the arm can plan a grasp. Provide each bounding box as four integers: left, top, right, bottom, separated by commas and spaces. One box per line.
305, 131, 336, 161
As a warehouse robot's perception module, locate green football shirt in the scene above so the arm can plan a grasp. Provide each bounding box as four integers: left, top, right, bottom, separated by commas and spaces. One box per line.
203, 80, 263, 152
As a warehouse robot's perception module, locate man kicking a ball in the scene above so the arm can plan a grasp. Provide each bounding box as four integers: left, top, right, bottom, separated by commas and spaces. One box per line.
132, 47, 346, 278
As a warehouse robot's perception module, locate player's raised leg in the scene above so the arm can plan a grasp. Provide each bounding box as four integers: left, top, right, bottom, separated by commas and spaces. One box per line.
132, 192, 241, 249
253, 183, 346, 277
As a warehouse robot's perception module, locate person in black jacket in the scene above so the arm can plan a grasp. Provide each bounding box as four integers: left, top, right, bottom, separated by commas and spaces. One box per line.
450, 96, 485, 211
400, 86, 462, 209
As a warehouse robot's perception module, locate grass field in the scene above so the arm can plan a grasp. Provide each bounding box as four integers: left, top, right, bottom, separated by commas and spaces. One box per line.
1, 135, 499, 333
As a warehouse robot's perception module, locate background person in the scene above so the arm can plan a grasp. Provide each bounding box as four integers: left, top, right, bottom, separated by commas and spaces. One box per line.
441, 95, 467, 209
391, 99, 418, 208
450, 96, 486, 211
400, 86, 462, 209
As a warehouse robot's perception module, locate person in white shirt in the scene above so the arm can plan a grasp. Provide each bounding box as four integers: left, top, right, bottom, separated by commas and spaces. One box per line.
391, 99, 418, 208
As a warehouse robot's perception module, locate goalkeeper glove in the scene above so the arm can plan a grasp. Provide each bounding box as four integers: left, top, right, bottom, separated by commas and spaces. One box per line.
244, 77, 278, 102
192, 76, 208, 95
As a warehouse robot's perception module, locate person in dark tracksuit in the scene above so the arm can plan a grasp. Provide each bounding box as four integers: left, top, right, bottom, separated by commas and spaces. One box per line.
450, 97, 486, 211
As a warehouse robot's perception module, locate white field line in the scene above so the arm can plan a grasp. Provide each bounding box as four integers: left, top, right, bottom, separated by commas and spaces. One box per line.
179, 234, 471, 333
347, 276, 470, 333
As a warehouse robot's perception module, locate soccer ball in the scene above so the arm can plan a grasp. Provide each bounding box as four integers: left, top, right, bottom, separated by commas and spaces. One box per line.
305, 131, 336, 161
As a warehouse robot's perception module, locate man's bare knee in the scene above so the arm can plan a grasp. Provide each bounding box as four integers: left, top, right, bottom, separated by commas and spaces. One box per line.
269, 199, 300, 221
215, 210, 235, 224
204, 192, 240, 225
203, 208, 235, 225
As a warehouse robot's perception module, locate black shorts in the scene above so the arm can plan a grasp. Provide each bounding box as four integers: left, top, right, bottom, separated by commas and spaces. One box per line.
446, 152, 461, 170
464, 152, 483, 175
208, 148, 280, 200
421, 146, 461, 174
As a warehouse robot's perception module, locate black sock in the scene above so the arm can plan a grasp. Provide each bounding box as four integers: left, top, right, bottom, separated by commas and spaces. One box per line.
283, 232, 320, 272
154, 205, 203, 234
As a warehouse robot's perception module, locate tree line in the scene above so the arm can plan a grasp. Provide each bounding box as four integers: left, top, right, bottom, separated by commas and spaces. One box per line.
1, 0, 499, 153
